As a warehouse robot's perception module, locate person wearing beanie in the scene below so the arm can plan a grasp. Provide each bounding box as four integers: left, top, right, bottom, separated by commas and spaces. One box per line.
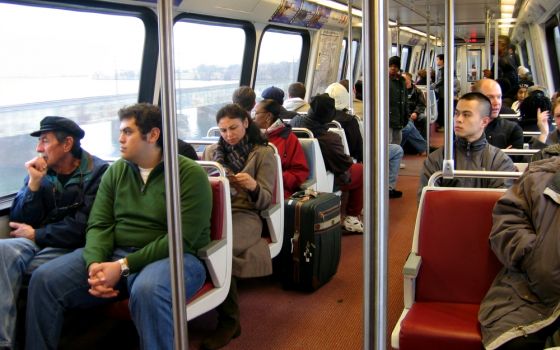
325, 82, 363, 162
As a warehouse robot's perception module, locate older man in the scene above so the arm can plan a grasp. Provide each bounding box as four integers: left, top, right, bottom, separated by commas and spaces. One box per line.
0, 117, 108, 349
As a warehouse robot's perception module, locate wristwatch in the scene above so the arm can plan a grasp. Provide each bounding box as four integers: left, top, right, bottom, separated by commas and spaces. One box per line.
118, 258, 130, 277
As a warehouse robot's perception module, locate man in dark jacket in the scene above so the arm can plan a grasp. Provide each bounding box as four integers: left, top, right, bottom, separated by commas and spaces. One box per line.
389, 56, 408, 144
472, 79, 524, 150
418, 92, 516, 200
0, 117, 108, 349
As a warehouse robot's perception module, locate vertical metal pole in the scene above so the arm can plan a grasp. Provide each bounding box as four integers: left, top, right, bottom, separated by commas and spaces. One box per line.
157, 1, 189, 349
442, 0, 455, 177
485, 10, 491, 70
347, 0, 354, 114
493, 18, 499, 80
425, 7, 431, 153
363, 0, 388, 348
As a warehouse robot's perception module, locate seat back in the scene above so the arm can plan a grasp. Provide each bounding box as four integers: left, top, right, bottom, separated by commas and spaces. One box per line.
414, 188, 504, 304
207, 126, 220, 137
292, 127, 314, 138
297, 138, 332, 193
262, 144, 284, 258
328, 128, 350, 156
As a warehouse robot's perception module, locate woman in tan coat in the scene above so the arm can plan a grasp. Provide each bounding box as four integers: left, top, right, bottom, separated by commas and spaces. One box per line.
202, 103, 277, 349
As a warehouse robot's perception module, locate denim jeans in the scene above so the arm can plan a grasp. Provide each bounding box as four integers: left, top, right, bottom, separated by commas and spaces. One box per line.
388, 144, 404, 189
401, 119, 427, 154
0, 238, 69, 348
25, 248, 206, 350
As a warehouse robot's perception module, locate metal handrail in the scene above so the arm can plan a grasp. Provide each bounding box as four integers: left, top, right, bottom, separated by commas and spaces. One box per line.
501, 148, 539, 155
196, 161, 227, 177
427, 170, 523, 187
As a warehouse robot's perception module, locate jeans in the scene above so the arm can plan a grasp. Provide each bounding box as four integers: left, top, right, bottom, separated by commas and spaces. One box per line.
401, 120, 427, 154
25, 248, 206, 350
0, 238, 69, 348
389, 144, 404, 189
389, 127, 403, 145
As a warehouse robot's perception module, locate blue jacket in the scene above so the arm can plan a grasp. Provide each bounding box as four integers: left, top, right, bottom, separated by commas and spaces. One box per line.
10, 150, 108, 249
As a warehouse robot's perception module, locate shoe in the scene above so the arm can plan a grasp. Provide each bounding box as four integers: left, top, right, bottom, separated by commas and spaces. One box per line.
389, 189, 403, 198
201, 278, 241, 350
343, 215, 364, 233
400, 163, 406, 169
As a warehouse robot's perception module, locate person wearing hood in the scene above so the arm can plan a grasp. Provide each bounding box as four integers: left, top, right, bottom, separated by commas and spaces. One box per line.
290, 94, 365, 232
283, 82, 310, 113
325, 82, 363, 162
418, 92, 516, 200
253, 99, 309, 198
261, 86, 298, 120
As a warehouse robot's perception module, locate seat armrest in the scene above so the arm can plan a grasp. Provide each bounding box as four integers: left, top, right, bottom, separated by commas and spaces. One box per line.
261, 203, 281, 218
300, 178, 317, 190
403, 253, 422, 308
403, 253, 422, 277
197, 239, 227, 259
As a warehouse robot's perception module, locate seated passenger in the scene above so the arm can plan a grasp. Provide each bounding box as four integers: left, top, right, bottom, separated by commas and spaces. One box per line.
283, 82, 310, 113
252, 99, 309, 198
402, 72, 428, 154
519, 85, 552, 132
202, 103, 277, 349
1, 117, 108, 349
290, 93, 364, 232
177, 138, 199, 160
531, 98, 560, 150
232, 85, 256, 113
25, 103, 212, 350
353, 80, 364, 120
510, 84, 528, 114
325, 82, 363, 162
472, 79, 524, 150
478, 157, 560, 350
418, 92, 516, 199
261, 86, 297, 120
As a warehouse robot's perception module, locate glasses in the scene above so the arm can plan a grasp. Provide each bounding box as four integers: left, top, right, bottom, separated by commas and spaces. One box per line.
251, 110, 267, 118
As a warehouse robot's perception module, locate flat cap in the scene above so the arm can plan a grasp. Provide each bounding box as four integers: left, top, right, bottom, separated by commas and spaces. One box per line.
30, 116, 85, 139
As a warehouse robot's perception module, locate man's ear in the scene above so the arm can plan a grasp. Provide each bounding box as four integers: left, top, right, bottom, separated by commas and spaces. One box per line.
148, 127, 161, 144
63, 136, 74, 153
481, 116, 490, 128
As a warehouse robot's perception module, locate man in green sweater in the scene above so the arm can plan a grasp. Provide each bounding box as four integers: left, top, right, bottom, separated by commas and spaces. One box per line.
25, 103, 212, 350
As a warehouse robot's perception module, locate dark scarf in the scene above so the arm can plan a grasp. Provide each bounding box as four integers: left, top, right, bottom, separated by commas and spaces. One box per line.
213, 134, 253, 174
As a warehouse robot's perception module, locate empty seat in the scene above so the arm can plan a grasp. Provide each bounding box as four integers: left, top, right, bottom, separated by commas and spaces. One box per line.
391, 187, 505, 350
297, 138, 333, 193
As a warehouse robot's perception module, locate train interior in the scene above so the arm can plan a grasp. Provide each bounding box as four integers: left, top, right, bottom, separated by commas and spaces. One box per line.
1, 0, 560, 349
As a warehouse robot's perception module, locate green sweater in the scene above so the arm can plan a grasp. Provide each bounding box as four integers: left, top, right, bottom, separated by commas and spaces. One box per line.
83, 156, 211, 273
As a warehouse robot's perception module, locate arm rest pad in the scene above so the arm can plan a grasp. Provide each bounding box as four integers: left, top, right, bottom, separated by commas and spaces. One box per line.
261, 203, 281, 218
403, 253, 422, 278
198, 239, 227, 259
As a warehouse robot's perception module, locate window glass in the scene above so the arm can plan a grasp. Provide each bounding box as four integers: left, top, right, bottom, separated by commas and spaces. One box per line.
350, 40, 359, 79
254, 30, 303, 98
401, 46, 410, 71
391, 45, 398, 57
0, 3, 144, 197
338, 39, 347, 81
174, 21, 246, 140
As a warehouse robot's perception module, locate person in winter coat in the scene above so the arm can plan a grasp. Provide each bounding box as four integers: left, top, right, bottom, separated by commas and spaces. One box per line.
283, 82, 310, 113
389, 56, 409, 144
253, 99, 309, 198
478, 157, 560, 350
418, 92, 516, 200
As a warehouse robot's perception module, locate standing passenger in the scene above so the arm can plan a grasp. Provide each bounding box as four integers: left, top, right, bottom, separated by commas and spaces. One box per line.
389, 56, 409, 144
25, 103, 211, 350
0, 117, 108, 350
202, 104, 277, 349
253, 99, 309, 198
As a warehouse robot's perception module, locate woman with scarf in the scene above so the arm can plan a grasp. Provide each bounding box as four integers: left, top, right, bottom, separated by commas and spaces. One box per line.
202, 103, 277, 349
252, 98, 309, 198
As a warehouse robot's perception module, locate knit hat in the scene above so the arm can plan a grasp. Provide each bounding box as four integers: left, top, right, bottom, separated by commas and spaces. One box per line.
261, 86, 285, 105
325, 82, 350, 110
308, 93, 336, 124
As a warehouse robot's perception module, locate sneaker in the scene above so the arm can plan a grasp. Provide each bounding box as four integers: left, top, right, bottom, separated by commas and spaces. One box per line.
400, 163, 406, 169
389, 189, 403, 198
343, 215, 364, 233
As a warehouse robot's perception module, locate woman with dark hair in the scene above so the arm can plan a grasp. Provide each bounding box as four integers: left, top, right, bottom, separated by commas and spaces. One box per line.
202, 103, 277, 349
252, 99, 309, 198
519, 86, 552, 131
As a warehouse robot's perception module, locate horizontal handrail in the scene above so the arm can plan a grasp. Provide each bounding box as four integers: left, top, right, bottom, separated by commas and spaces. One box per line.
427, 170, 523, 187
501, 148, 539, 155
196, 160, 227, 177
185, 138, 218, 145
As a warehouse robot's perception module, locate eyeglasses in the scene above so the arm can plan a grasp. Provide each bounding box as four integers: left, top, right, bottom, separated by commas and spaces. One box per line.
250, 110, 267, 118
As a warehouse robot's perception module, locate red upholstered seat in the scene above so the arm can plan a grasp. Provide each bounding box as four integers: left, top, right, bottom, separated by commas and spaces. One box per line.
392, 188, 505, 350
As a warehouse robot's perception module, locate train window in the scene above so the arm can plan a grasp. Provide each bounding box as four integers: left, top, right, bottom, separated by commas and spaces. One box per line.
0, 3, 145, 197
391, 45, 398, 57
173, 21, 246, 139
350, 40, 360, 79
337, 39, 347, 81
254, 29, 303, 97
401, 46, 411, 71
545, 17, 560, 90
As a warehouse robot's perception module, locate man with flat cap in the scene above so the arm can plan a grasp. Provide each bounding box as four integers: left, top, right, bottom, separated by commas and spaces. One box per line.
0, 116, 108, 349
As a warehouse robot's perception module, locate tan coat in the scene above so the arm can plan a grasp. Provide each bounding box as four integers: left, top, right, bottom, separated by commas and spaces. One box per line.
203, 144, 277, 278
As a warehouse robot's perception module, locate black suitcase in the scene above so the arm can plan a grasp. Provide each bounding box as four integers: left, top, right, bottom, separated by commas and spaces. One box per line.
277, 190, 342, 291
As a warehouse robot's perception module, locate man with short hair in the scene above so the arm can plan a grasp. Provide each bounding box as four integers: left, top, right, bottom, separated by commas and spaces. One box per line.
283, 82, 310, 113
401, 72, 428, 154
0, 117, 108, 349
418, 92, 516, 200
25, 103, 212, 350
433, 54, 445, 131
232, 85, 256, 112
472, 78, 524, 150
389, 56, 408, 144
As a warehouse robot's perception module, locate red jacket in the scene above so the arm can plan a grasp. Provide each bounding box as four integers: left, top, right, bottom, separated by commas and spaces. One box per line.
267, 124, 310, 198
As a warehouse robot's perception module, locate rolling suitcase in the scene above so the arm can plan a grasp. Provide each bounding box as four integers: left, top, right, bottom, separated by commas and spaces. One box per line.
278, 190, 342, 291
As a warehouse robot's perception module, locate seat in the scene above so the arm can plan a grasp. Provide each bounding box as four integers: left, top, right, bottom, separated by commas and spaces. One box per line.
297, 138, 333, 193
391, 187, 505, 350
262, 143, 284, 258
292, 127, 314, 138
103, 161, 233, 322
207, 126, 220, 137
328, 127, 350, 156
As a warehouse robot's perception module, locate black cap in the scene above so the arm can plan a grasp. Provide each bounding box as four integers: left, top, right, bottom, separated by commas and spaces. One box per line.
308, 93, 336, 124
30, 116, 85, 139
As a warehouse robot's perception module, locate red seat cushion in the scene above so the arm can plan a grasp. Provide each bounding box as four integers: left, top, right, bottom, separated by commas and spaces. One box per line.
400, 302, 483, 350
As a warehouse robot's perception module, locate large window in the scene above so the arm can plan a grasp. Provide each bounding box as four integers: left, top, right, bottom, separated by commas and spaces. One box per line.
173, 20, 247, 139
0, 3, 145, 197
254, 29, 304, 97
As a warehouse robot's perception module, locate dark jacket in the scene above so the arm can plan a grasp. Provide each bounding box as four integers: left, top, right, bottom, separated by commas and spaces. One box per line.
418, 134, 516, 200
485, 117, 524, 149
406, 84, 426, 118
177, 139, 198, 160
334, 110, 363, 162
10, 150, 108, 249
479, 157, 560, 349
389, 74, 409, 129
